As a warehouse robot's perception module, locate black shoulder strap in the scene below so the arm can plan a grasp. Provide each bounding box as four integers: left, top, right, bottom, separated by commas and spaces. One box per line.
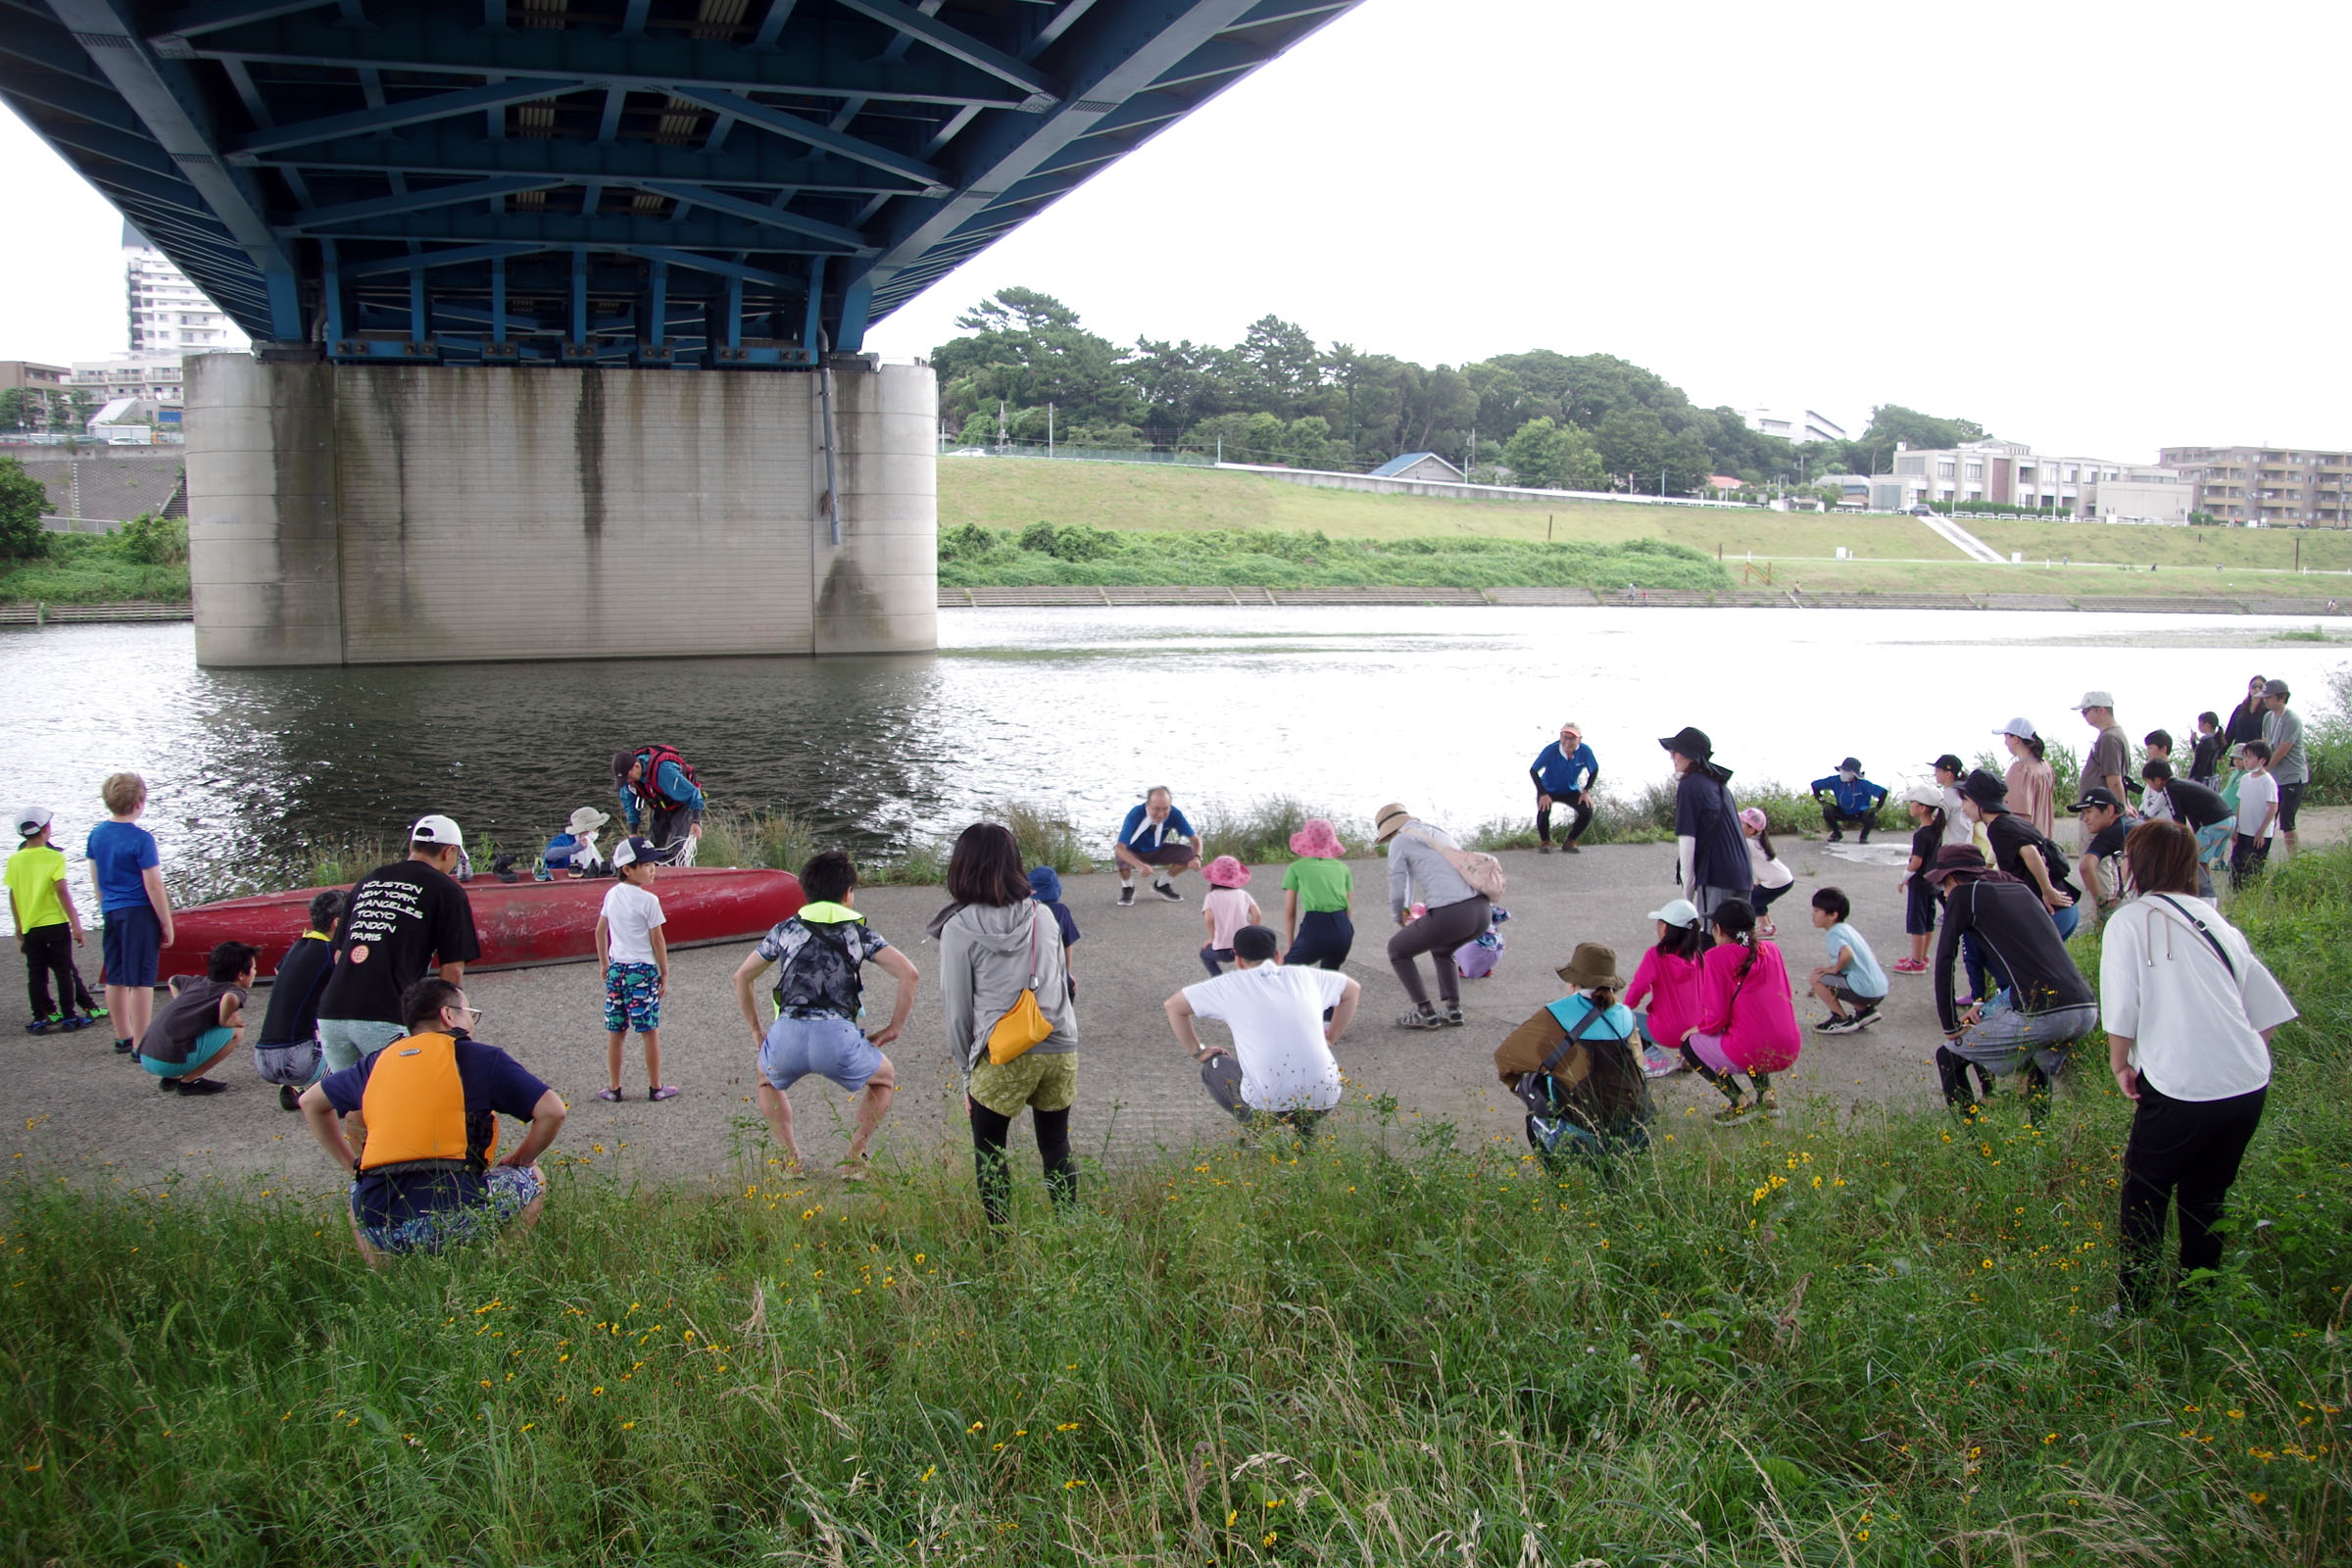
2151, 895, 2237, 982
1535, 1003, 1614, 1080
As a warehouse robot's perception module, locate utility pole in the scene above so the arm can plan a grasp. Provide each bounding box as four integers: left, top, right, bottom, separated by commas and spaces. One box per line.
1048, 402, 1054, 460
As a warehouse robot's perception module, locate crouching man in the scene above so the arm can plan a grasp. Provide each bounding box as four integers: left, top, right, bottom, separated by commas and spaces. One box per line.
297, 976, 565, 1264
1163, 924, 1358, 1141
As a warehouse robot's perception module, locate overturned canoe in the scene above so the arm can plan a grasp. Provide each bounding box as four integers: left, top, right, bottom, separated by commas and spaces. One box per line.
161, 866, 806, 982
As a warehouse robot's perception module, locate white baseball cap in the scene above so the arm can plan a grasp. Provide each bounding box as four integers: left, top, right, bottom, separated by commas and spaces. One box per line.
13, 806, 51, 837
1993, 716, 2038, 740
1901, 783, 1945, 808
1646, 898, 1701, 928
2074, 691, 2116, 710
410, 813, 466, 849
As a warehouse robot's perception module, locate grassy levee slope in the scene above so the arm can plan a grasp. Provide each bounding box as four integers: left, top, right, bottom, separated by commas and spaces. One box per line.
941, 460, 2352, 598
6, 853, 2349, 1564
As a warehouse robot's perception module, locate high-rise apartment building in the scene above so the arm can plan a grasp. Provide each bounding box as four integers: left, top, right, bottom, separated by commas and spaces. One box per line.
122, 222, 246, 356
2156, 446, 2352, 525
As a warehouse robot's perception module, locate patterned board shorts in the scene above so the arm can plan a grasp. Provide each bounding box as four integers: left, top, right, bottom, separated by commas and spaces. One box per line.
604, 961, 662, 1033
356, 1165, 546, 1256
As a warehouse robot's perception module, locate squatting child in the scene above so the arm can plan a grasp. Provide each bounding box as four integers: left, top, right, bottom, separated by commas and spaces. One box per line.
1199, 856, 1260, 977
1624, 897, 1705, 1079
595, 836, 675, 1101
1807, 887, 1888, 1033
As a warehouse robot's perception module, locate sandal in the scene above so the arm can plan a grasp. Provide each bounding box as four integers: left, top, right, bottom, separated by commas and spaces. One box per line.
835, 1158, 869, 1183
1710, 1100, 1754, 1125
649, 1085, 681, 1102
595, 1087, 623, 1102
1395, 1007, 1444, 1030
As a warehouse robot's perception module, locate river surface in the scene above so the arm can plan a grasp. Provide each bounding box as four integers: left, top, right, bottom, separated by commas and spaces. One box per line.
6, 607, 2341, 894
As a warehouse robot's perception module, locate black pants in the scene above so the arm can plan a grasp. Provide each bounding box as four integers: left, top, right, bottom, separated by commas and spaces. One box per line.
2118, 1080, 2266, 1309
1821, 806, 1874, 840
2230, 833, 2271, 890
21, 925, 94, 1020
1750, 881, 1793, 916
1537, 792, 1593, 846
1284, 910, 1353, 970
1387, 896, 1490, 1008
967, 1098, 1076, 1227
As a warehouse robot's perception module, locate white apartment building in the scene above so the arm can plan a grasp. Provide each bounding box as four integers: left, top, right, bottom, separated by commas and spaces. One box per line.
1741, 407, 1848, 444
1887, 439, 2156, 512
122, 222, 246, 356
72, 357, 189, 406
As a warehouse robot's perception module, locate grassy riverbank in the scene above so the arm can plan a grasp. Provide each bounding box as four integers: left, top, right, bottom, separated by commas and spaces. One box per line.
7, 849, 2348, 1565
0, 528, 188, 603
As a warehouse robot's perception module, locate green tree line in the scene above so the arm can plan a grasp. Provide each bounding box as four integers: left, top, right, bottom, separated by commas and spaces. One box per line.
931, 287, 1992, 498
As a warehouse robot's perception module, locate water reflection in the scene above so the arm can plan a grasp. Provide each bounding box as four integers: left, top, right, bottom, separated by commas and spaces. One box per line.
8, 607, 2339, 892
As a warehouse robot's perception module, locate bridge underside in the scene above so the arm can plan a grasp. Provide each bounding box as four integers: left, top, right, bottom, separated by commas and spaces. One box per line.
4, 0, 1356, 367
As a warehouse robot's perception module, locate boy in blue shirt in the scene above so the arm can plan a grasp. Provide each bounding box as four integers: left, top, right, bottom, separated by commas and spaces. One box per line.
1529, 721, 1599, 854
86, 772, 175, 1056
1809, 758, 1889, 843
1807, 886, 1887, 1034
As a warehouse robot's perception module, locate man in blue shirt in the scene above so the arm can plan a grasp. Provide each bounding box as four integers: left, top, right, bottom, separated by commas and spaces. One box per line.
1113, 787, 1199, 906
613, 746, 706, 858
1809, 757, 1889, 843
1529, 721, 1599, 855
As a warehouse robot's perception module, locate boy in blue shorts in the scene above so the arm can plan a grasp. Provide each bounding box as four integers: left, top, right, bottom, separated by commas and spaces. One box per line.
730, 851, 918, 1177
87, 771, 175, 1056
136, 941, 256, 1096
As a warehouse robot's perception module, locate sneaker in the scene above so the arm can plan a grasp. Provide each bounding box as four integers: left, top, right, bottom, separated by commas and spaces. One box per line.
1812, 1015, 1845, 1034
88, 1004, 109, 1021
1890, 957, 1930, 975
173, 1077, 227, 1097
114, 1037, 134, 1054
1395, 1006, 1444, 1030
1564, 843, 1581, 855
24, 1015, 59, 1036
1857, 831, 1871, 844
1757, 1091, 1783, 1118
1152, 878, 1183, 903
1440, 1002, 1464, 1027
1538, 844, 1554, 855
278, 1084, 303, 1111
1641, 1046, 1682, 1079
1711, 1100, 1754, 1124
1821, 1013, 1869, 1035
59, 1015, 90, 1033
1852, 1005, 1885, 1030
1757, 920, 1777, 939
158, 1072, 175, 1092
1117, 885, 1135, 906
595, 1087, 623, 1102
1826, 832, 1844, 843
649, 1085, 681, 1102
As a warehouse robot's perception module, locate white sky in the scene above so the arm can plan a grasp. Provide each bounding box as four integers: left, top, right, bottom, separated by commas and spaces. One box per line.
8, 0, 2350, 461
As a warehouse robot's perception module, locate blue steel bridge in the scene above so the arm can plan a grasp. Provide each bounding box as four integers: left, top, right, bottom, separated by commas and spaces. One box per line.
2, 0, 1358, 368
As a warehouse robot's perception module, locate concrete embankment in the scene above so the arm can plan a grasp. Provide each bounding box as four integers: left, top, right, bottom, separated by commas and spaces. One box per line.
941, 584, 2349, 614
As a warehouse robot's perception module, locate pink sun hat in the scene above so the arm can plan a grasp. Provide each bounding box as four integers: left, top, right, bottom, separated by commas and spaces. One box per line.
1288, 817, 1347, 858
1738, 807, 1769, 832
1202, 855, 1252, 888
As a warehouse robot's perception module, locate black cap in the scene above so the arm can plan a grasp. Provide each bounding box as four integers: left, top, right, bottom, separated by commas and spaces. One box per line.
1838, 757, 1864, 773
1658, 725, 1713, 760
1232, 925, 1280, 961
1930, 753, 1965, 775
2071, 787, 2125, 813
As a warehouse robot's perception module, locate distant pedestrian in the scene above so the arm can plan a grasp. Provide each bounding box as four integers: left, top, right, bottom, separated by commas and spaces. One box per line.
135, 940, 257, 1098
1198, 857, 1260, 977
1678, 899, 1801, 1125
86, 772, 173, 1058
2257, 679, 2306, 858
1995, 718, 2057, 839
1530, 721, 1598, 854
2188, 711, 2225, 785
1739, 808, 1792, 936
1112, 787, 1200, 906
1923, 845, 2097, 1125
1166, 924, 1358, 1142
595, 837, 674, 1102
252, 889, 345, 1111
1374, 804, 1494, 1030
1807, 887, 1887, 1034
315, 814, 480, 1073
612, 745, 706, 859
1809, 758, 1887, 843
2075, 692, 2131, 809
2230, 741, 2278, 889
1280, 818, 1353, 972
1625, 898, 1705, 1078
1027, 866, 1082, 1003
9, 806, 96, 1035
2102, 820, 2296, 1313
1661, 726, 1748, 920
2223, 675, 2268, 751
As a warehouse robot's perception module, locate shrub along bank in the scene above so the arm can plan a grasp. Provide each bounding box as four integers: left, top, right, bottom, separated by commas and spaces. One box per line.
0, 514, 188, 604
4, 847, 2347, 1564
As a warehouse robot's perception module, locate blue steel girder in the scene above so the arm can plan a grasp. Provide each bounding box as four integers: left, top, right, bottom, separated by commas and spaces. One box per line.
3, 0, 1363, 363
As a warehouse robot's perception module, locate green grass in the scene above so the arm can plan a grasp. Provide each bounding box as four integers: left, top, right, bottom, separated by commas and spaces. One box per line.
6, 847, 2350, 1563
0, 530, 188, 604
697, 801, 1092, 887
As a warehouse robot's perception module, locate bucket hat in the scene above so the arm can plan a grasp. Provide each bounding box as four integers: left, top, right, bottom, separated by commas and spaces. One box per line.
1657, 726, 1713, 761
1922, 844, 1990, 885
566, 806, 610, 836
1289, 817, 1347, 858
1202, 855, 1252, 888
1026, 865, 1064, 904
1554, 942, 1626, 992
1958, 768, 2010, 810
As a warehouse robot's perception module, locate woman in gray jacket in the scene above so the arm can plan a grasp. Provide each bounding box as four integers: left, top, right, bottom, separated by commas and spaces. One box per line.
1373, 802, 1489, 1029
931, 823, 1079, 1225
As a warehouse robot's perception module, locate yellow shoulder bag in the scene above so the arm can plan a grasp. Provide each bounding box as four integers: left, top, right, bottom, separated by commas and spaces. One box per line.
985, 910, 1054, 1064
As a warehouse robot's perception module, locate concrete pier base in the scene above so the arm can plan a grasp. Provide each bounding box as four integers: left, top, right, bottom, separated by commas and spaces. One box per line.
184, 357, 936, 666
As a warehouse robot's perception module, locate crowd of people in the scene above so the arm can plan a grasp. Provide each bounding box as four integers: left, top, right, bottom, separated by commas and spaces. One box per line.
6, 672, 2312, 1310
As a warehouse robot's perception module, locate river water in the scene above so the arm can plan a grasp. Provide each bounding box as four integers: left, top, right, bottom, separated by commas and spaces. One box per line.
7, 607, 2341, 892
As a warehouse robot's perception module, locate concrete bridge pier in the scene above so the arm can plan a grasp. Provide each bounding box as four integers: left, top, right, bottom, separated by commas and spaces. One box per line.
184, 356, 936, 667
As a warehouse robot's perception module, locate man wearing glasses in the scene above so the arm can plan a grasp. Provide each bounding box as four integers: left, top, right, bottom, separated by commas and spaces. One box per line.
1531, 722, 1600, 855
299, 977, 565, 1264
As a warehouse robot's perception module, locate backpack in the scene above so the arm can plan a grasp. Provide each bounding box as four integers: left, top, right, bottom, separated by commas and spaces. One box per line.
1404, 826, 1507, 900
1511, 1002, 1653, 1157
627, 744, 699, 808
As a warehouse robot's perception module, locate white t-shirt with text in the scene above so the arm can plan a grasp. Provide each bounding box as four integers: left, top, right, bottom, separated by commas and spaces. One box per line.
600, 881, 667, 965
1181, 963, 1350, 1111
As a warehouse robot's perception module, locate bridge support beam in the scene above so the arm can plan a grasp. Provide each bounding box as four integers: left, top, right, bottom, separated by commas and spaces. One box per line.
185, 355, 936, 666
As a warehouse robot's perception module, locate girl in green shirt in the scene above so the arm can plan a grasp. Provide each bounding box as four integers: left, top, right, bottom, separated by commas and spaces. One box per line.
1282, 818, 1354, 972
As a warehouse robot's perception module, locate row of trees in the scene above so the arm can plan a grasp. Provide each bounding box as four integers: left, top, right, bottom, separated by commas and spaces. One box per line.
930, 288, 1991, 496
0, 386, 95, 434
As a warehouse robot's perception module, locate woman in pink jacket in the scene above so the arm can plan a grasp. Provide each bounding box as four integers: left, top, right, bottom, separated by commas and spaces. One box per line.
1679, 898, 1802, 1123
1624, 897, 1706, 1079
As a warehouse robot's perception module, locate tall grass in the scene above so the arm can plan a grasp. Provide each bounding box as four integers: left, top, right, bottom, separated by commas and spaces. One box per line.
7, 839, 2350, 1563
698, 801, 1092, 885
0, 529, 189, 603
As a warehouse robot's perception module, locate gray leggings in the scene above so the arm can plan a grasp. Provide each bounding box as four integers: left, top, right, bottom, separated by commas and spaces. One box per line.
1386, 896, 1491, 1008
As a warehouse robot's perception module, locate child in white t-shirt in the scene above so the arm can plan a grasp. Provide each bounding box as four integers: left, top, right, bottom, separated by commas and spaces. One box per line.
1198, 856, 1261, 977
2230, 741, 2279, 891
595, 837, 673, 1101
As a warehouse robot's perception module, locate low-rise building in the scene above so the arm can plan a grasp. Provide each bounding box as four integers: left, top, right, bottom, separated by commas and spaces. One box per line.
1886, 439, 2151, 514
1369, 451, 1466, 483
1741, 407, 1847, 444
2157, 446, 2352, 525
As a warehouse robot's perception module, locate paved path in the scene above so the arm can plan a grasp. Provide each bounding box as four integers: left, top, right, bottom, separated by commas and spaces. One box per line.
7, 815, 2342, 1199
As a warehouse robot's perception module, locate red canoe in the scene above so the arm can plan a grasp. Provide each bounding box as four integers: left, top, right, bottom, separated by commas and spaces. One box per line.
160, 867, 806, 983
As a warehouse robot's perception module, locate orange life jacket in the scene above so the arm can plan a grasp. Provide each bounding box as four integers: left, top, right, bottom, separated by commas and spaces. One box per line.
358, 1031, 497, 1176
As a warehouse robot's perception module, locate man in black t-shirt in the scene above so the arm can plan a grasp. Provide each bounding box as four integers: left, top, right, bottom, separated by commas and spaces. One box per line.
2069, 788, 2135, 921
316, 814, 481, 1073
2140, 760, 2229, 897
